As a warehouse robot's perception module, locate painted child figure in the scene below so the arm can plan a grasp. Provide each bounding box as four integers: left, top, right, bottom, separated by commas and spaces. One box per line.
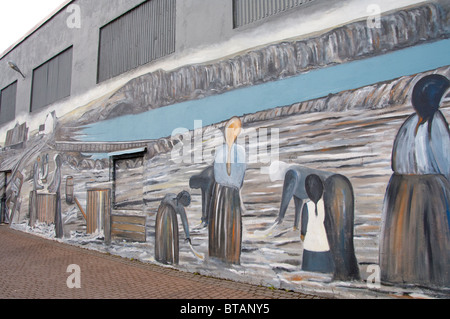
301, 174, 334, 274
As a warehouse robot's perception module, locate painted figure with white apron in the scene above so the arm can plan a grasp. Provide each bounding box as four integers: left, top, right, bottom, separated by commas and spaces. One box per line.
301, 174, 334, 273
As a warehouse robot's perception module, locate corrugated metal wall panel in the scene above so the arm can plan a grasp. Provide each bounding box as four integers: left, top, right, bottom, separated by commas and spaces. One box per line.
0, 81, 17, 125
31, 47, 73, 112
98, 0, 176, 83
233, 0, 316, 28
57, 47, 73, 101
31, 63, 48, 111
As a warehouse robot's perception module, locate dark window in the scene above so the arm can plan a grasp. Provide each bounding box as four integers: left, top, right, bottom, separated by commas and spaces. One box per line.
97, 0, 176, 83
31, 47, 73, 112
0, 81, 17, 125
97, 0, 176, 82
233, 0, 316, 28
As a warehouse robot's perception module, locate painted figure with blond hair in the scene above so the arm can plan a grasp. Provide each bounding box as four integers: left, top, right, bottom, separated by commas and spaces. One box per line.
209, 117, 246, 265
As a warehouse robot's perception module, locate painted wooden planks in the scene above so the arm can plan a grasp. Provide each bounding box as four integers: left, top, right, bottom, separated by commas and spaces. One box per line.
36, 193, 57, 225
111, 214, 146, 243
86, 189, 111, 235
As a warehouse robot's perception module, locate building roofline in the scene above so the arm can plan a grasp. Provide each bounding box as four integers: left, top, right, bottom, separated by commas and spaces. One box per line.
0, 0, 75, 60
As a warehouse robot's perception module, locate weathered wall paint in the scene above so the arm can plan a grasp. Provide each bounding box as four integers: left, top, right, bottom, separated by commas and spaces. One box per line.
80, 39, 450, 143
1, 2, 449, 299
68, 3, 450, 129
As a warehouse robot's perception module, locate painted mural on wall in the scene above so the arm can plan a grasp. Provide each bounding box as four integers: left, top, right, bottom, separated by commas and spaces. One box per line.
380, 74, 450, 288
1, 2, 449, 298
155, 191, 192, 265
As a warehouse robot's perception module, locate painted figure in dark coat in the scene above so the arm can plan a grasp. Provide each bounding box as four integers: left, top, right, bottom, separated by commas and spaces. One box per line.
380, 74, 450, 287
189, 166, 215, 228
323, 174, 360, 281
271, 164, 360, 281
155, 191, 191, 265
275, 165, 333, 229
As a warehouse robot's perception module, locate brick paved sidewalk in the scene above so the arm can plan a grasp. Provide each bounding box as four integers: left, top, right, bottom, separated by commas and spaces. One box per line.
0, 225, 326, 300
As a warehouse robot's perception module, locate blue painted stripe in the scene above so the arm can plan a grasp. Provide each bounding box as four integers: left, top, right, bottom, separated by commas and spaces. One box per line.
81, 39, 450, 142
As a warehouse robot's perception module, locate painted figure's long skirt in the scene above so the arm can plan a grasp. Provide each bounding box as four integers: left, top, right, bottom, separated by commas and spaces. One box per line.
155, 204, 179, 265
302, 250, 334, 274
209, 184, 242, 265
380, 174, 450, 287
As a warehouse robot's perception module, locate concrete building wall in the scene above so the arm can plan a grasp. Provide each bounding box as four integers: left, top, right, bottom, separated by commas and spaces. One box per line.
1, 0, 449, 299
0, 0, 430, 141
0, 0, 144, 134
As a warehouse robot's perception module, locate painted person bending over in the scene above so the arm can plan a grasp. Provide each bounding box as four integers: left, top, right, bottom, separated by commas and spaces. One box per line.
155, 191, 192, 265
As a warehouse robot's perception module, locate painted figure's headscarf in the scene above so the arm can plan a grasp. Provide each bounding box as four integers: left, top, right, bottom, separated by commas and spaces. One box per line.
412, 74, 450, 135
